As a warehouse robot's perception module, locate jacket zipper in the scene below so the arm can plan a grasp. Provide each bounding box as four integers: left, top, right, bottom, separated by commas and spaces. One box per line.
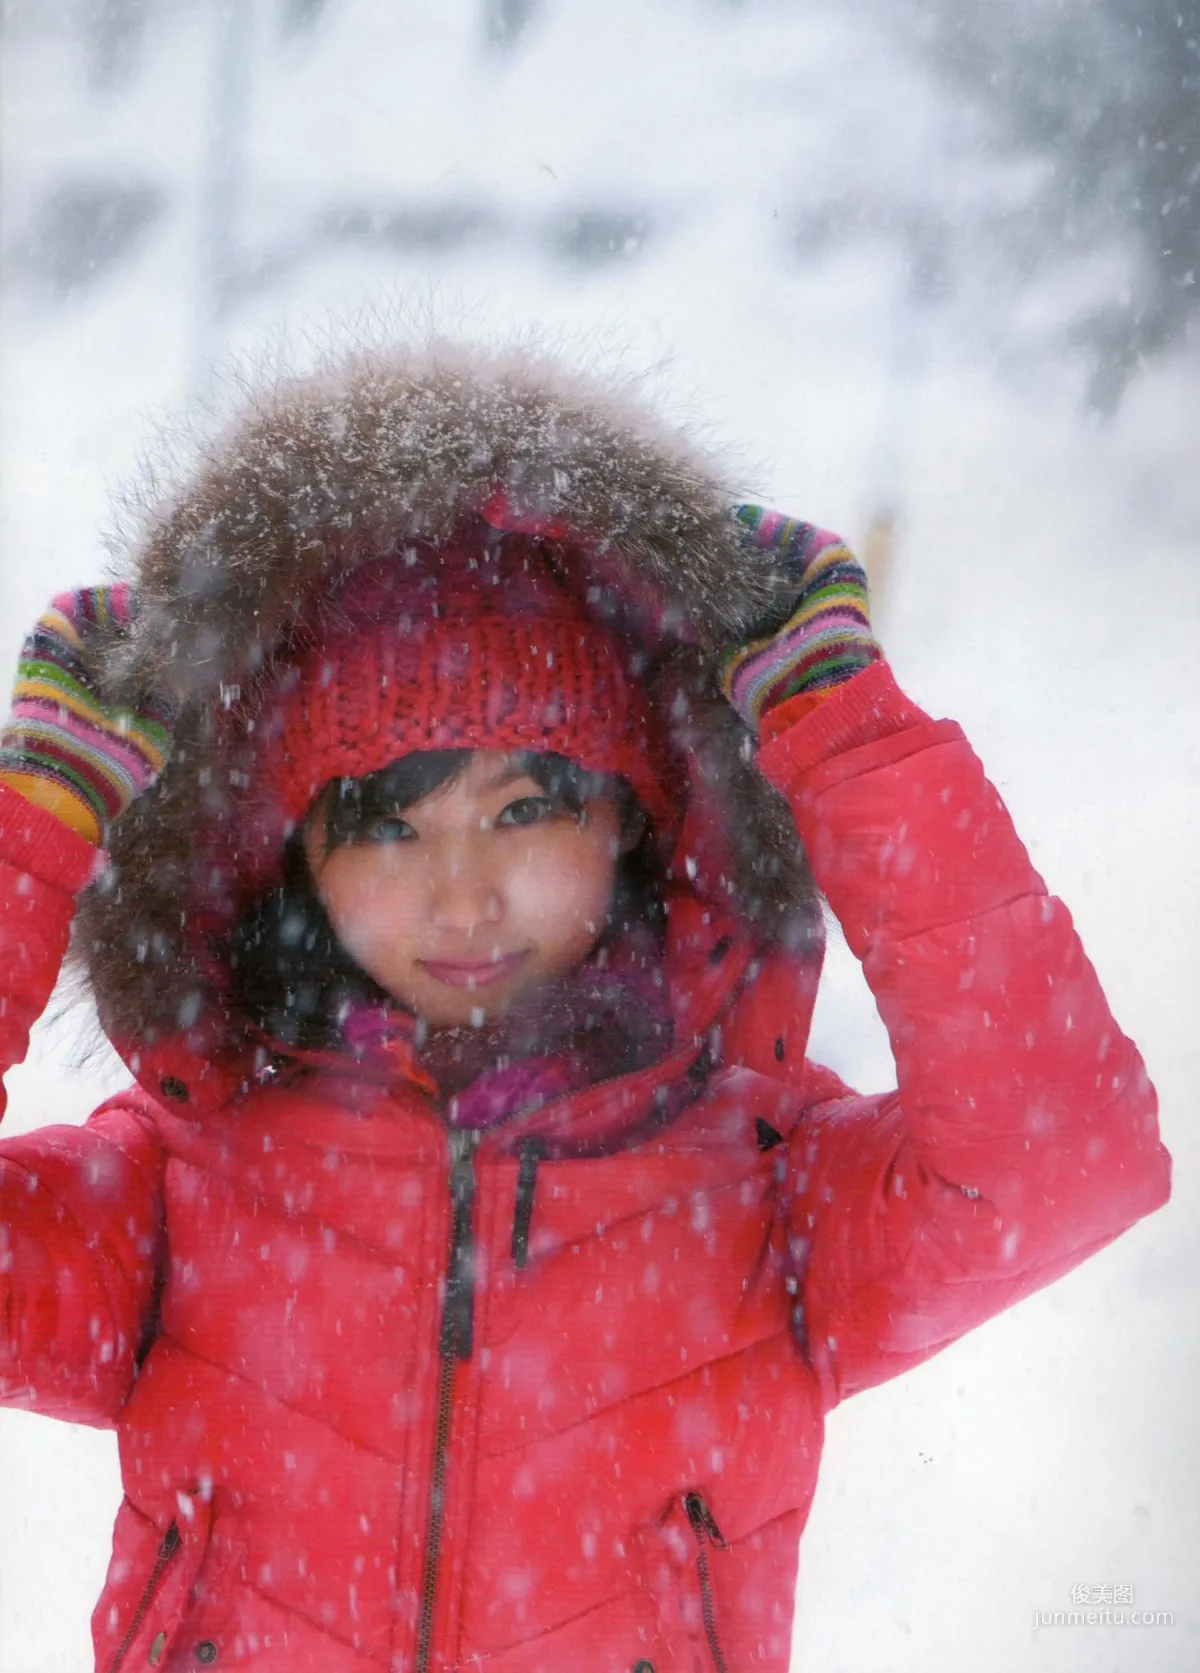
107, 1520, 182, 1673
684, 1492, 730, 1673
414, 1128, 480, 1673
409, 1069, 715, 1668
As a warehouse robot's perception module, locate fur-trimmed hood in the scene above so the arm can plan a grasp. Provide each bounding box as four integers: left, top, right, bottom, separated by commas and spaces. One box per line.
75, 341, 818, 1052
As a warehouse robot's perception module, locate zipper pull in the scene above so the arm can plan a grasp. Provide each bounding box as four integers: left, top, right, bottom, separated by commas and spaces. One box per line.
684, 1491, 727, 1548
511, 1138, 545, 1270
439, 1129, 480, 1362
448, 1126, 479, 1199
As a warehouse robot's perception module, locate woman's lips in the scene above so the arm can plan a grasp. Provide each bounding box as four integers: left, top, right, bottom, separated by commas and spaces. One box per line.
418, 952, 530, 989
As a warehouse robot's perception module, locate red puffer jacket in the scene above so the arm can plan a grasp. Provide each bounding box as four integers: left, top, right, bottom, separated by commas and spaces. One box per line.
0, 657, 1170, 1672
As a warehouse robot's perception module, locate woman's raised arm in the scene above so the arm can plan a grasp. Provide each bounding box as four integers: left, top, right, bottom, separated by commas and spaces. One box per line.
759, 659, 1171, 1409
0, 587, 177, 1424
716, 510, 1170, 1409
0, 785, 168, 1424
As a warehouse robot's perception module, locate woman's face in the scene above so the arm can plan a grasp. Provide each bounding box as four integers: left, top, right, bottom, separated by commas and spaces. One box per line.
304, 750, 627, 1027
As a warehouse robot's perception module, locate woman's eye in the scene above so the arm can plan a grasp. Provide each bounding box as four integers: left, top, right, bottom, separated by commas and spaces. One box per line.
497, 796, 557, 828
355, 816, 416, 845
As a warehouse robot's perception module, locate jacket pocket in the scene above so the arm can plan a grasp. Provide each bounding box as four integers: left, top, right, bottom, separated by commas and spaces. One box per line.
92, 1491, 213, 1673
636, 1491, 731, 1673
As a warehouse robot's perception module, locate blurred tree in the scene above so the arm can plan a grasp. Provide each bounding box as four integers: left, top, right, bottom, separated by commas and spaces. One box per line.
84, 0, 150, 90
482, 0, 541, 54
894, 0, 1199, 406
10, 176, 166, 297
280, 0, 331, 36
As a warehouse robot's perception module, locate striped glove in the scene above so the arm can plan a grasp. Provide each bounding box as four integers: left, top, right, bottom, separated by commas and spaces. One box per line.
0, 586, 176, 845
719, 505, 881, 732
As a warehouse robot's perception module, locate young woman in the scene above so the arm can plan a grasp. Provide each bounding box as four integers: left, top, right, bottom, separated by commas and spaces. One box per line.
0, 344, 1170, 1672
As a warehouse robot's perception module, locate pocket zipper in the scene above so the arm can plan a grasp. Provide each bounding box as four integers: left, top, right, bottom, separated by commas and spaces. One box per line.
684, 1492, 730, 1673
511, 1138, 545, 1269
108, 1520, 182, 1673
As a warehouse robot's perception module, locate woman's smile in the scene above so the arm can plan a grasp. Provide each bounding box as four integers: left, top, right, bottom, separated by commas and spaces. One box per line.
417, 950, 532, 989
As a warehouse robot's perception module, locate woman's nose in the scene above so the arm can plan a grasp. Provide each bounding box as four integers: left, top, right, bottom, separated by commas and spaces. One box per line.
426, 847, 504, 936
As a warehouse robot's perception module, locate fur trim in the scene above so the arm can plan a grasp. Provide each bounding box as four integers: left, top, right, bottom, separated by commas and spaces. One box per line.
74, 341, 818, 1048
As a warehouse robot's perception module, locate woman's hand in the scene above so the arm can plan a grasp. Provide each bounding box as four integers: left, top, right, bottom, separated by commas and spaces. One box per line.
718, 505, 881, 733
0, 586, 177, 845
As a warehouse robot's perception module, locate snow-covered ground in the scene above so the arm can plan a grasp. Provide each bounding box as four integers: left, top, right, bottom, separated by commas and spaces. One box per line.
1, 3, 1197, 1668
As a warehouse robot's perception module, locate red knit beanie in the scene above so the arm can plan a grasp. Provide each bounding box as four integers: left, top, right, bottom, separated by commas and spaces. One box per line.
262, 527, 679, 835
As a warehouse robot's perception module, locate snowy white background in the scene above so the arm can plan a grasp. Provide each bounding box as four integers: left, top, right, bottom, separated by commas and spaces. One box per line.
1, 2, 1197, 1669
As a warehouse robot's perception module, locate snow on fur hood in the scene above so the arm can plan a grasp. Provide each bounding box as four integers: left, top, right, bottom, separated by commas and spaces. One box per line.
73, 341, 818, 1051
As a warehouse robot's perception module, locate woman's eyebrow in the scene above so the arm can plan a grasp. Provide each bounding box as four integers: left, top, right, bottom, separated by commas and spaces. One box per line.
478, 762, 540, 792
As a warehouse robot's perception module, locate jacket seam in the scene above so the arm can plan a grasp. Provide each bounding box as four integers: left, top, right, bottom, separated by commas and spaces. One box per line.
148, 1331, 410, 1469
865, 883, 1050, 955
468, 1576, 646, 1662
224, 1571, 389, 1665
476, 1325, 800, 1462
163, 1161, 441, 1267
505, 1152, 785, 1269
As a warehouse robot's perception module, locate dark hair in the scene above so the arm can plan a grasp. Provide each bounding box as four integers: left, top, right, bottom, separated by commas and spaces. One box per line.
225, 749, 663, 1050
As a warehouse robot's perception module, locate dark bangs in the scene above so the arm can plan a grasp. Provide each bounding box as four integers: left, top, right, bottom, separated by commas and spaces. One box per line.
320, 749, 626, 852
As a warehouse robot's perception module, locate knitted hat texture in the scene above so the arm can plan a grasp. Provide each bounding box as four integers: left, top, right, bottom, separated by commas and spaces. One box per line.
265, 530, 679, 833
